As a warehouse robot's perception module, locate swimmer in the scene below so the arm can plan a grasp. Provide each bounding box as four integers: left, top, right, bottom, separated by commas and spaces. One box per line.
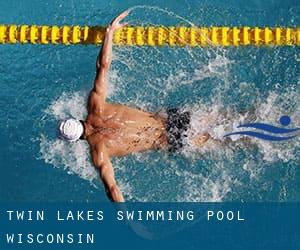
58, 11, 210, 202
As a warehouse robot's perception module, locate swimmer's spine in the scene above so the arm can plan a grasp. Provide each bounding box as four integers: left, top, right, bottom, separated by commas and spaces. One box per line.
0, 25, 299, 46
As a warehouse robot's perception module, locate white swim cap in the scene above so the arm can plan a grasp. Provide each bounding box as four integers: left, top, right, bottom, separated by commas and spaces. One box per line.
58, 118, 84, 142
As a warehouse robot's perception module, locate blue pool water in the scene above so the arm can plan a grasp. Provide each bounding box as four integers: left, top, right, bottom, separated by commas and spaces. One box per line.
0, 0, 299, 202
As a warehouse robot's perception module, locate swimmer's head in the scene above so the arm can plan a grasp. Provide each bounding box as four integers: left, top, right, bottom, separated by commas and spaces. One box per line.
57, 118, 84, 142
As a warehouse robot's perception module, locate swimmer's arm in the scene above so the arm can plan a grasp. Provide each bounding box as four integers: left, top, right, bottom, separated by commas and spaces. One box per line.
94, 11, 129, 99
92, 144, 125, 202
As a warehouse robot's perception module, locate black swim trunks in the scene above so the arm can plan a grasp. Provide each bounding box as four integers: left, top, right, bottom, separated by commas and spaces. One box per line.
166, 108, 191, 153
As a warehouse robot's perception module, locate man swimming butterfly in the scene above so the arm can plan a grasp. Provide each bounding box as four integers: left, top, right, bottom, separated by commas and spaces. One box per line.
58, 11, 210, 202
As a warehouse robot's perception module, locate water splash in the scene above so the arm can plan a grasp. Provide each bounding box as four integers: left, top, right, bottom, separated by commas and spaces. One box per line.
37, 6, 300, 202
39, 89, 300, 202
39, 134, 98, 185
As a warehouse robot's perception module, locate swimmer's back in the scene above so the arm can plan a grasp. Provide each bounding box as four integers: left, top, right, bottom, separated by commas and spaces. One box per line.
86, 102, 168, 156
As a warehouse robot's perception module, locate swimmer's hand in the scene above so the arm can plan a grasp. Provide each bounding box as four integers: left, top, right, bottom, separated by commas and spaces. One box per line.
107, 10, 129, 33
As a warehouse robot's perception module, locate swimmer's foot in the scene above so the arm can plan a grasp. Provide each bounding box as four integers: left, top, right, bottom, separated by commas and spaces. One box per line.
193, 133, 210, 147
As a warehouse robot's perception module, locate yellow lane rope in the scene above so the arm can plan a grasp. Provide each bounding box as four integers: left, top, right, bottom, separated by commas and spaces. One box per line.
0, 25, 299, 46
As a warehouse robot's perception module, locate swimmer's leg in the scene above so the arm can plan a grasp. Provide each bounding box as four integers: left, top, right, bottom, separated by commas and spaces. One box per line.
189, 114, 217, 147
192, 133, 254, 148
190, 107, 258, 148
192, 132, 211, 147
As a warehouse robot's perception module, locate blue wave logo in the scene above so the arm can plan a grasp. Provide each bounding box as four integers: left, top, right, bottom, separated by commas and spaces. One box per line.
224, 116, 300, 141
